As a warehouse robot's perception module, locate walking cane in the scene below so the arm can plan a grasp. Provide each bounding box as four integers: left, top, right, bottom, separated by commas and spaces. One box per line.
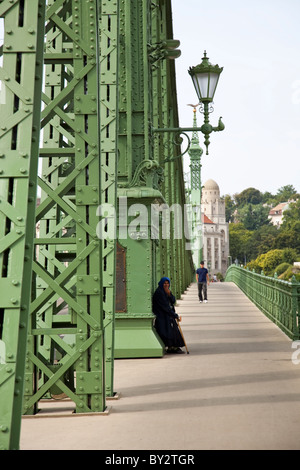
176, 317, 189, 354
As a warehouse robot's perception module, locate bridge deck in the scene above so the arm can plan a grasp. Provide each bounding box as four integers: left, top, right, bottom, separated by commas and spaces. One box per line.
20, 282, 300, 450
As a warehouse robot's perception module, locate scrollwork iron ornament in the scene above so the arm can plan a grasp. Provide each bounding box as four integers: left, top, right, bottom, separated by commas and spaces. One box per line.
156, 129, 192, 163
152, 114, 225, 162
128, 159, 164, 189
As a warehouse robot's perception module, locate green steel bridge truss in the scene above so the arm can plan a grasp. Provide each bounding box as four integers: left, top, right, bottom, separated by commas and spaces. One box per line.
0, 0, 194, 449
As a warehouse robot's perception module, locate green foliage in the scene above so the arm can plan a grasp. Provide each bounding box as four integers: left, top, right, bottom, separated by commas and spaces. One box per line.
226, 184, 299, 268
255, 253, 267, 273
234, 187, 262, 207
229, 223, 252, 263
282, 248, 298, 264
261, 191, 277, 205
276, 185, 298, 203
246, 248, 298, 277
245, 259, 262, 273
281, 199, 300, 227
273, 221, 300, 252
236, 203, 271, 230
224, 194, 235, 222
274, 262, 291, 276
247, 225, 278, 259
279, 265, 300, 282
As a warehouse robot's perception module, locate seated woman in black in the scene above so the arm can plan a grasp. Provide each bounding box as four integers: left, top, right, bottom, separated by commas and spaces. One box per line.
152, 277, 184, 354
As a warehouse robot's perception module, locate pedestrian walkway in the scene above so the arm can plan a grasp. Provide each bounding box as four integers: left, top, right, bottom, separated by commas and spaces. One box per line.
20, 282, 300, 450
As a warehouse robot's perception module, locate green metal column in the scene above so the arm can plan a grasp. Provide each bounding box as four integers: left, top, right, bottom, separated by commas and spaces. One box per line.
188, 108, 204, 269
115, 0, 164, 358
99, 0, 119, 398
0, 0, 46, 450
114, 0, 193, 358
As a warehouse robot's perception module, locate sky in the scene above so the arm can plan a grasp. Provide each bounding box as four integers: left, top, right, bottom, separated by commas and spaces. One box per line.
0, 3, 299, 198
171, 0, 300, 197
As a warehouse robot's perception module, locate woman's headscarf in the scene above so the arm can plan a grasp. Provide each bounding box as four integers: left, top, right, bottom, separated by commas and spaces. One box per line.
158, 277, 171, 288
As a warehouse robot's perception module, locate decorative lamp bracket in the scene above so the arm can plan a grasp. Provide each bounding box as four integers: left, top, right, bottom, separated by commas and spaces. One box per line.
152, 114, 225, 161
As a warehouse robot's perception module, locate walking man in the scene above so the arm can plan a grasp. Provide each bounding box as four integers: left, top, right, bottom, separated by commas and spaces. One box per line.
196, 261, 209, 303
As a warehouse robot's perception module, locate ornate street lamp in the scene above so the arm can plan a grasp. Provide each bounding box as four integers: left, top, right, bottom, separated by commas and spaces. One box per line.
188, 51, 223, 103
153, 50, 224, 159
188, 51, 224, 154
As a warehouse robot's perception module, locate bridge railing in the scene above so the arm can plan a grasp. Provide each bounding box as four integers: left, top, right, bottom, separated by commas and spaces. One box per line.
225, 265, 300, 340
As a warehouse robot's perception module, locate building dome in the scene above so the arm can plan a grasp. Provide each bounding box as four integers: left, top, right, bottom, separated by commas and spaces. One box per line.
203, 179, 219, 191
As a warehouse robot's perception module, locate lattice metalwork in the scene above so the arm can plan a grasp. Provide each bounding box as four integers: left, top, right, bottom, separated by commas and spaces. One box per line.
23, 0, 118, 416
0, 0, 46, 450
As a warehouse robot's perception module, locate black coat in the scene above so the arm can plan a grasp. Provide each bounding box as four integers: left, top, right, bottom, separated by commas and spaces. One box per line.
152, 287, 184, 348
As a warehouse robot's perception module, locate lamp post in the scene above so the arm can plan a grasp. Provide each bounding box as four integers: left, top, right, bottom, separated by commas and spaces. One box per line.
188, 51, 224, 155
153, 50, 224, 160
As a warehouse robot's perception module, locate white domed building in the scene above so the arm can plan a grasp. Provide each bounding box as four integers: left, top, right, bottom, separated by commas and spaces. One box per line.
201, 179, 229, 276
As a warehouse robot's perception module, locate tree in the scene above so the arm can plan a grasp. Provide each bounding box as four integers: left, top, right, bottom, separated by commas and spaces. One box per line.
261, 191, 276, 205
226, 184, 299, 269
273, 221, 300, 252
260, 249, 285, 276
236, 203, 271, 230
224, 194, 236, 222
273, 200, 300, 252
247, 224, 278, 259
276, 185, 298, 203
281, 199, 300, 226
229, 223, 252, 264
235, 187, 262, 207
246, 248, 297, 276
282, 248, 298, 264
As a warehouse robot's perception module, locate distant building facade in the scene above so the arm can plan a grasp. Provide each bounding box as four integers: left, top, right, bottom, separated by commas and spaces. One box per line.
201, 179, 229, 276
268, 202, 290, 226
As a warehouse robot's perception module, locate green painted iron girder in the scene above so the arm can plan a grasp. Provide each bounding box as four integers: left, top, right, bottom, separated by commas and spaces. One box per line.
114, 0, 194, 358
23, 0, 119, 416
0, 0, 46, 450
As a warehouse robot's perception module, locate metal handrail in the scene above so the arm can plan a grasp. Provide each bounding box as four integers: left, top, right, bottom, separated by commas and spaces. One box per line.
225, 265, 300, 340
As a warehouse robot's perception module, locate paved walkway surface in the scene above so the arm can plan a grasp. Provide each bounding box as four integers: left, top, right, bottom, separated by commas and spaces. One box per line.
20, 282, 300, 450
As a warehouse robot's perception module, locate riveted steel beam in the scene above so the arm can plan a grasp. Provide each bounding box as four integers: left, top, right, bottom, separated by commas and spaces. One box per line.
99, 0, 119, 398
0, 0, 46, 451
23, 0, 119, 416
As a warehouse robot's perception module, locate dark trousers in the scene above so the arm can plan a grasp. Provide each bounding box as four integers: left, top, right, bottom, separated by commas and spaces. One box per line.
197, 282, 207, 301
